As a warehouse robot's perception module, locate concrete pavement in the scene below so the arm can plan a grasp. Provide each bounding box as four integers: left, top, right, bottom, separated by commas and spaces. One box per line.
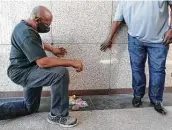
1, 106, 172, 130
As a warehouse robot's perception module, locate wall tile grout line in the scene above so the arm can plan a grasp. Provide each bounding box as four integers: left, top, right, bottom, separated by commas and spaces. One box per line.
108, 1, 114, 92
111, 0, 114, 24
50, 0, 53, 45
0, 1, 2, 45
0, 43, 129, 45
108, 49, 112, 92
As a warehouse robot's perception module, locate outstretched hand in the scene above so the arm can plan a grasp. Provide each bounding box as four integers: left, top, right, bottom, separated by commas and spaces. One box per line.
52, 47, 67, 57
100, 39, 112, 52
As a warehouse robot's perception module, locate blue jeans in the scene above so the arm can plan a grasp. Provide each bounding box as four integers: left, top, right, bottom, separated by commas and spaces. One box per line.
128, 34, 169, 102
0, 66, 69, 120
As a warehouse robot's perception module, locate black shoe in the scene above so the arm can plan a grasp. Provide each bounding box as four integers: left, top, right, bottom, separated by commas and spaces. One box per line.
151, 102, 167, 115
150, 101, 155, 106
132, 97, 142, 107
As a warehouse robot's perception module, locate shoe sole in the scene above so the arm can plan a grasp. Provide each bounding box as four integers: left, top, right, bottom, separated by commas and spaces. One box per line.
47, 118, 78, 128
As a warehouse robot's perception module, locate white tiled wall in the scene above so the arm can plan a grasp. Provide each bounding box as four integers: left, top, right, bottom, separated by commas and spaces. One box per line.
0, 1, 171, 91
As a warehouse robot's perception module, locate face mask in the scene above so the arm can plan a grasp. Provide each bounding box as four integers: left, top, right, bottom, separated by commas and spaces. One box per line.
37, 23, 50, 33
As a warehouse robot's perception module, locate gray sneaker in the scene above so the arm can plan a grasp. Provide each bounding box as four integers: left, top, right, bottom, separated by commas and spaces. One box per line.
47, 113, 77, 128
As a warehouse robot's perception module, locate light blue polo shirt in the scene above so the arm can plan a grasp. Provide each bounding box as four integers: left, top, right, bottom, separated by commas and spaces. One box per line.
114, 1, 172, 43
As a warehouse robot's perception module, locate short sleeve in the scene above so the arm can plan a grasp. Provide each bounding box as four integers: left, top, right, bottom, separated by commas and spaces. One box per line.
113, 2, 124, 22
168, 0, 172, 5
21, 36, 47, 63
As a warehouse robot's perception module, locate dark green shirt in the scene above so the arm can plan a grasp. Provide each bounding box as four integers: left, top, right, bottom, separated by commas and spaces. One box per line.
7, 20, 47, 84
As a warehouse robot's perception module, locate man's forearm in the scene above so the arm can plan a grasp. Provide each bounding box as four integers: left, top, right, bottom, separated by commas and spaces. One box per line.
108, 21, 122, 41
43, 44, 53, 52
170, 5, 172, 26
36, 57, 74, 68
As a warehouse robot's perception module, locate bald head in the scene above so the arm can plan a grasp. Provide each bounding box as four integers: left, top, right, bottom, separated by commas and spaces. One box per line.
27, 6, 53, 33
30, 6, 53, 23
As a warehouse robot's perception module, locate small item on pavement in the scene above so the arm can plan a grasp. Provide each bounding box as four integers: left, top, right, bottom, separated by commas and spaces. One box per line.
69, 95, 88, 111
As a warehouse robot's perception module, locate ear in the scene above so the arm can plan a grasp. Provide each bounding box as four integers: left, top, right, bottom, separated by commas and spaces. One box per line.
35, 17, 42, 23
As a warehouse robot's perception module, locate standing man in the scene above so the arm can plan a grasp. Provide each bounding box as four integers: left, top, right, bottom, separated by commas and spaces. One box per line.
101, 1, 172, 115
0, 6, 83, 128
